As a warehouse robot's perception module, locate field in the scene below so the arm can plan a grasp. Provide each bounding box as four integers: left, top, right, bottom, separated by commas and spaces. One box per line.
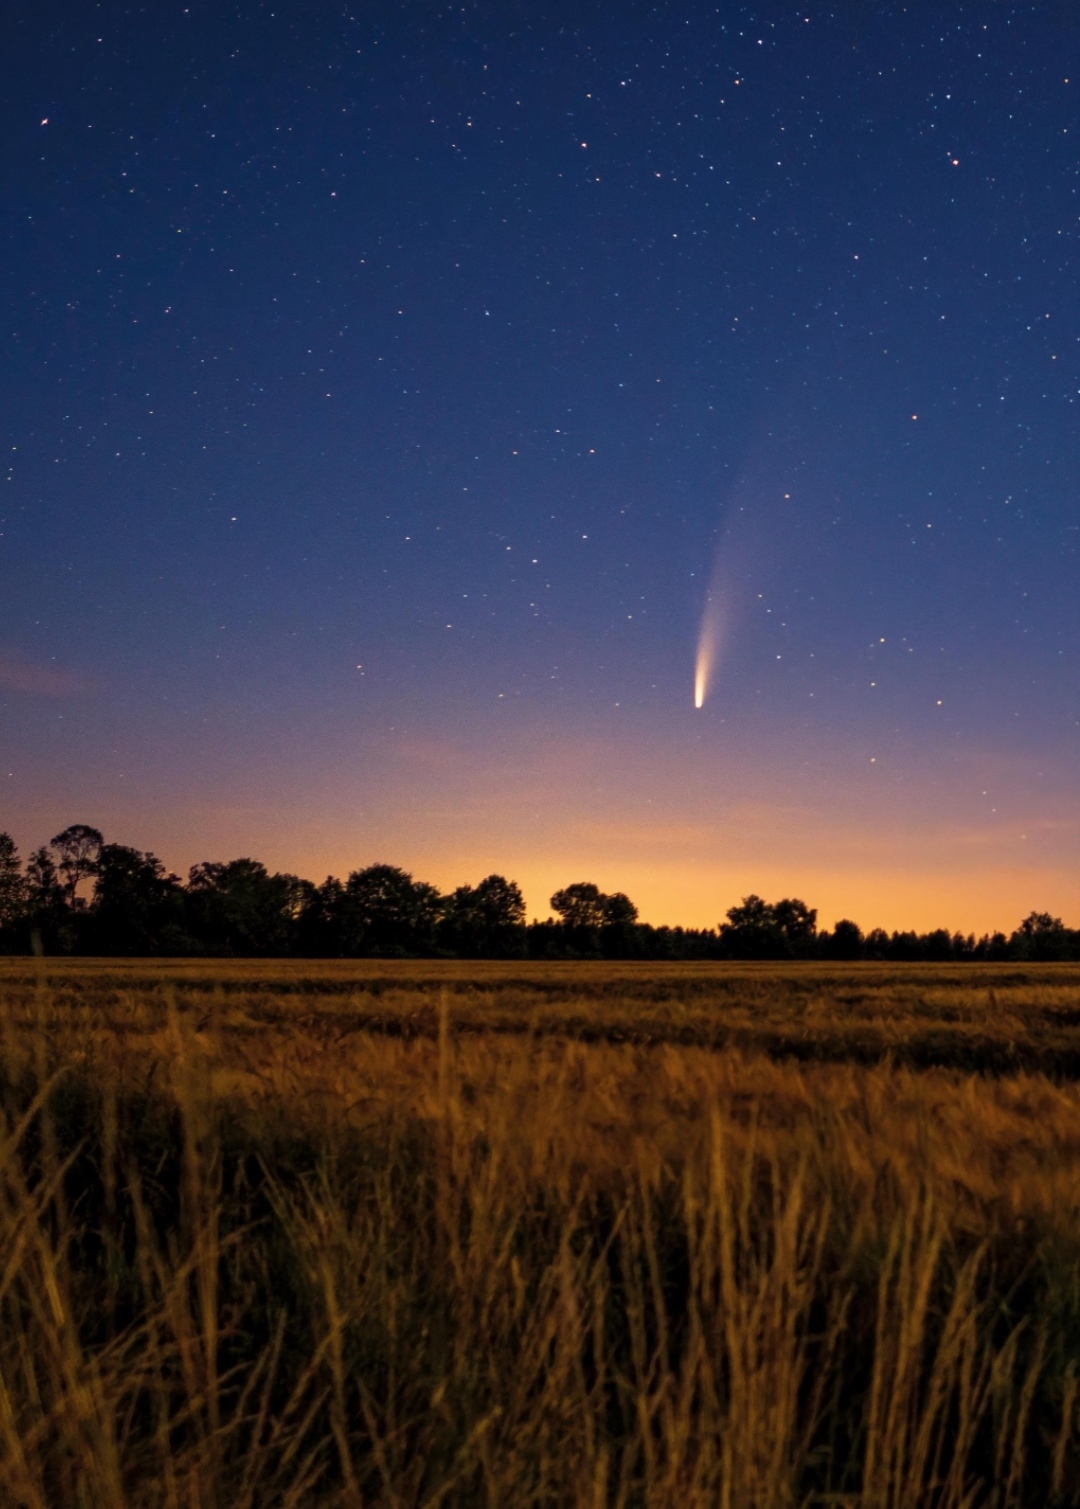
2, 959, 1080, 1506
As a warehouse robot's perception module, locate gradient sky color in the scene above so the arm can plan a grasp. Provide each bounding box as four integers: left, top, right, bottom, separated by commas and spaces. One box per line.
2, 1, 1077, 932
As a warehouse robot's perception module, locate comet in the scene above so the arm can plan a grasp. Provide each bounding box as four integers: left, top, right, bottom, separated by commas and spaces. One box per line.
692, 452, 787, 707
693, 590, 726, 708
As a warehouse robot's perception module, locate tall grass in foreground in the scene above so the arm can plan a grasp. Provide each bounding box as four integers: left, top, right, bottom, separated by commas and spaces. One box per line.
0, 986, 1079, 1504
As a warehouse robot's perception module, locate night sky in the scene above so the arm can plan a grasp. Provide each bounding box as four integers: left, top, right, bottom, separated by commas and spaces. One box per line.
2, 2, 1077, 931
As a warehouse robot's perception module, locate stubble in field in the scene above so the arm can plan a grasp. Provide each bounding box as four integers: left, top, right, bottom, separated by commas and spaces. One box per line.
0, 959, 1078, 1505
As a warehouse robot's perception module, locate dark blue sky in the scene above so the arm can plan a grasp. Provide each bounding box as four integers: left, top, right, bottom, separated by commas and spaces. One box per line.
2, 1, 1077, 928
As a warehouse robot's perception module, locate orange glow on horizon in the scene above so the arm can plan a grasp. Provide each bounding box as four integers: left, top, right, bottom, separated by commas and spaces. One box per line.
14, 713, 1076, 941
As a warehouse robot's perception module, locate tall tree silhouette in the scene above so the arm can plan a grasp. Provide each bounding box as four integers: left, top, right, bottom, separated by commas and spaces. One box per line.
550, 883, 607, 929
549, 882, 642, 957
1012, 911, 1070, 961
0, 834, 26, 935
440, 874, 526, 956
336, 865, 442, 956
92, 844, 183, 955
186, 859, 306, 955
49, 824, 103, 910
822, 919, 864, 960
24, 847, 70, 953
720, 895, 818, 958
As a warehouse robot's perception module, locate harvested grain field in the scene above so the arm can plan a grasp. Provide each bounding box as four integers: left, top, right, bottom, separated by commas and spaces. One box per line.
1, 959, 1079, 1506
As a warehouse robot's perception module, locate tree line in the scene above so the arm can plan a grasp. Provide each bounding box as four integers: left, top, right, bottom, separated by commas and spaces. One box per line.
0, 824, 1076, 962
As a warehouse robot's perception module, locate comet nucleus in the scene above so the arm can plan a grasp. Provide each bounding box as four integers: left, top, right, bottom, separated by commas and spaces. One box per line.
694, 592, 725, 709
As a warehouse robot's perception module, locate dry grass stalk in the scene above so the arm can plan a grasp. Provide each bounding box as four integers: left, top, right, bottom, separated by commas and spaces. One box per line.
0, 963, 1075, 1504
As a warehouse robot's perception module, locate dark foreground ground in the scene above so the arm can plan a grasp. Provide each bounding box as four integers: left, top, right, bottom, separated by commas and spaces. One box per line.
1, 959, 1079, 1505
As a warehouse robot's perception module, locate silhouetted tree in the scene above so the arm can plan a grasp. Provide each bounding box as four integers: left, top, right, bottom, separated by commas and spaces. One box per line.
863, 928, 890, 959
548, 882, 643, 956
549, 881, 635, 956
720, 894, 774, 956
335, 864, 442, 956
601, 892, 638, 927
24, 847, 71, 953
983, 931, 1011, 961
185, 859, 306, 955
719, 896, 817, 958
440, 874, 526, 957
921, 928, 955, 962
3, 818, 1077, 961
295, 877, 343, 955
91, 843, 184, 955
772, 898, 817, 954
1011, 911, 1072, 961
599, 891, 640, 956
719, 898, 773, 957
887, 930, 922, 961
526, 920, 567, 958
550, 882, 607, 930
822, 919, 864, 960
49, 824, 103, 910
0, 834, 26, 947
